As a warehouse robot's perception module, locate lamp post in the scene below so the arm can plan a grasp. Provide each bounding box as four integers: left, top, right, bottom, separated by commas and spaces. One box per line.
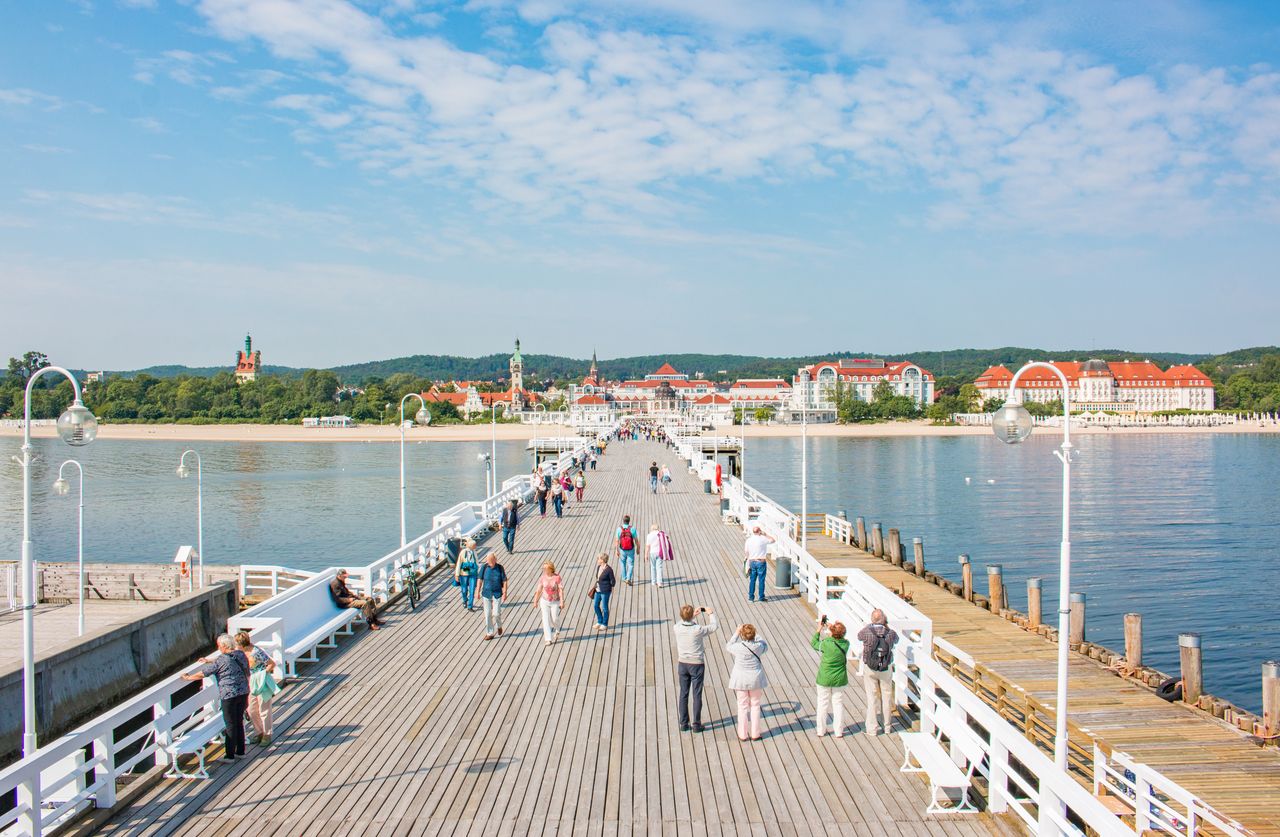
52, 460, 85, 636
800, 371, 809, 549
490, 399, 512, 497
556, 406, 569, 454
478, 451, 493, 497
992, 362, 1074, 772
176, 450, 204, 588
399, 393, 431, 547
19, 366, 97, 756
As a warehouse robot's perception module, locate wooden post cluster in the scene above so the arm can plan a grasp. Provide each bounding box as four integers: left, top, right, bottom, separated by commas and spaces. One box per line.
855, 517, 866, 550
1027, 577, 1042, 627
959, 555, 973, 602
871, 523, 884, 558
986, 564, 1005, 613
887, 528, 902, 567
1069, 592, 1086, 649
1180, 633, 1203, 705
912, 538, 925, 578
1124, 613, 1142, 668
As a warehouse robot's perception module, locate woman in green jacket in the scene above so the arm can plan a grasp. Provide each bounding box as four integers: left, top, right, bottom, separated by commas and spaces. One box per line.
811, 618, 850, 737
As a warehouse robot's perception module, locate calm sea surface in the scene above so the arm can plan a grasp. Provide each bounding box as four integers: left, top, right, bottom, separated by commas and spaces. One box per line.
1, 433, 1275, 711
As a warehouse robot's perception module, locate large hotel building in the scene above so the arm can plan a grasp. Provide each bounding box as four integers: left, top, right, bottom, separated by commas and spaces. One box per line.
974, 360, 1215, 414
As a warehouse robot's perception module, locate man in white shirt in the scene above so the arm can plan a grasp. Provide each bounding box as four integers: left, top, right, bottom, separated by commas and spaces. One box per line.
743, 526, 775, 603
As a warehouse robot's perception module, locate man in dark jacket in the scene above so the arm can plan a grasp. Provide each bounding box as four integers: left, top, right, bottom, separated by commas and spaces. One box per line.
500, 499, 519, 553
329, 569, 382, 630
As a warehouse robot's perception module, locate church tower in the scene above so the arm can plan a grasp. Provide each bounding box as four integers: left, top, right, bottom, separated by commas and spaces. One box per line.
235, 333, 261, 384
589, 349, 598, 383
509, 338, 524, 408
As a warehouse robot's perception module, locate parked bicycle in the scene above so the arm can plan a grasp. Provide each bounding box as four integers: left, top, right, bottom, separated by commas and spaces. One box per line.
397, 559, 422, 610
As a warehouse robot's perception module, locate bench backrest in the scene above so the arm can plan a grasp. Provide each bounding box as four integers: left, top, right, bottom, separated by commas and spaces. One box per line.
241, 569, 347, 652
433, 501, 481, 531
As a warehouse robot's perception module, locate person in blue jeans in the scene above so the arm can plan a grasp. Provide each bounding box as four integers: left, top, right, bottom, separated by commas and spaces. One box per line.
552, 481, 565, 517
454, 538, 480, 611
500, 499, 519, 553
648, 461, 659, 493
615, 515, 638, 585
593, 553, 616, 632
743, 526, 775, 602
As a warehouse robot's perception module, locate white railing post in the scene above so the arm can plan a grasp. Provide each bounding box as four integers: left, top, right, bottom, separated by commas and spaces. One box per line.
93, 729, 117, 808
152, 697, 171, 768
271, 567, 279, 596
987, 738, 1010, 814
18, 772, 40, 837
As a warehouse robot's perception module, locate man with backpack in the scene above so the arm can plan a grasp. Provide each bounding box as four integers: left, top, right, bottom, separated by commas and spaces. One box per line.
616, 515, 638, 585
855, 609, 899, 736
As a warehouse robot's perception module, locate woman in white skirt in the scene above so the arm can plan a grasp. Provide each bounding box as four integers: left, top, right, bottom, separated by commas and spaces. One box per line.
533, 561, 565, 644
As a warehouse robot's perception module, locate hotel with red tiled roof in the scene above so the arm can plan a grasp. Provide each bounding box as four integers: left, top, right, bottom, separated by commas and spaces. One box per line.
973, 359, 1214, 413
790, 358, 935, 421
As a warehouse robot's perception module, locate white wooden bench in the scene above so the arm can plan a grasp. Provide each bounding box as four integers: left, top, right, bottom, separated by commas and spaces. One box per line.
900, 721, 984, 814
160, 713, 225, 780
434, 502, 491, 541
243, 571, 362, 678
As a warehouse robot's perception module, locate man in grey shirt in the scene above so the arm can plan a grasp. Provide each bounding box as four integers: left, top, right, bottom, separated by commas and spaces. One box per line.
672, 604, 718, 732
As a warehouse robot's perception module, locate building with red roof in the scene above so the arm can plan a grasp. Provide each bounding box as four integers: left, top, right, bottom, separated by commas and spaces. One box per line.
791, 358, 935, 421
973, 359, 1214, 413
234, 334, 261, 384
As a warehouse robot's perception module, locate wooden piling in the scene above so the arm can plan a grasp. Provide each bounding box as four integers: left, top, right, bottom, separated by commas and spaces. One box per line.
1263, 661, 1279, 741
887, 528, 902, 567
1124, 613, 1143, 669
986, 564, 1005, 613
959, 555, 973, 602
912, 538, 925, 578
871, 523, 884, 558
1069, 592, 1086, 649
855, 517, 866, 550
1027, 577, 1042, 627
1180, 633, 1203, 705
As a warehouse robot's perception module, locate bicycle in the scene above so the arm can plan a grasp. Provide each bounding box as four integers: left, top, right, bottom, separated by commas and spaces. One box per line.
397, 560, 421, 610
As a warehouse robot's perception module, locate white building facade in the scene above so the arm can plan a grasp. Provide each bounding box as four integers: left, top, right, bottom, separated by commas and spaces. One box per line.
787, 359, 936, 422
973, 360, 1215, 414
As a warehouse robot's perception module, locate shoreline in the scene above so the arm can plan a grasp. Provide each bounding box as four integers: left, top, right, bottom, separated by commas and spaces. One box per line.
2, 420, 1277, 443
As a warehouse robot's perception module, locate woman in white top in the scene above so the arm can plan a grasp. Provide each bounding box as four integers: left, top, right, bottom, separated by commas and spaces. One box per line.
726, 624, 769, 741
533, 561, 565, 644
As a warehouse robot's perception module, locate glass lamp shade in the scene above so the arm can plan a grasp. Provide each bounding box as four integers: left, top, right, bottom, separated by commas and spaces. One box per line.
415, 407, 431, 426
52, 478, 70, 496
176, 464, 190, 479
477, 452, 490, 463
992, 401, 1034, 444
57, 402, 98, 447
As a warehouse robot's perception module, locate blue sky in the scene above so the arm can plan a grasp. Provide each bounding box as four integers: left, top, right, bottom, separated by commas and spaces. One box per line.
2, 0, 1279, 370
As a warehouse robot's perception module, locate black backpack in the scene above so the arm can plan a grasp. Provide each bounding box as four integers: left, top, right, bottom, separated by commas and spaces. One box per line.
867, 629, 893, 672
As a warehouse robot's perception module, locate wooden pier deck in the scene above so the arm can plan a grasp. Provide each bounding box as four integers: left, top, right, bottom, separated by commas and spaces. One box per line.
93, 441, 997, 837
805, 534, 1280, 835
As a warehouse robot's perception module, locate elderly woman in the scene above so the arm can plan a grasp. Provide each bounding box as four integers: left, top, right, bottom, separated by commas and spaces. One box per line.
235, 631, 279, 747
455, 537, 480, 611
181, 634, 251, 761
811, 618, 850, 738
726, 624, 769, 741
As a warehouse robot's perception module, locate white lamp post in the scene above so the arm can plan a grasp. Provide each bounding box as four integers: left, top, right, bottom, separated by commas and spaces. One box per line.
19, 366, 97, 755
490, 399, 512, 497
176, 450, 204, 588
800, 371, 809, 549
399, 393, 431, 547
478, 451, 493, 497
52, 460, 85, 636
992, 362, 1074, 772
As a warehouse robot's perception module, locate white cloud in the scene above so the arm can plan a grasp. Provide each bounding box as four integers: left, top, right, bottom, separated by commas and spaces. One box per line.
165, 1, 1280, 235
0, 88, 64, 109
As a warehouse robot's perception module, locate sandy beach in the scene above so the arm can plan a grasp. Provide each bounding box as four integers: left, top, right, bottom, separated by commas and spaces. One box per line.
2, 419, 1276, 443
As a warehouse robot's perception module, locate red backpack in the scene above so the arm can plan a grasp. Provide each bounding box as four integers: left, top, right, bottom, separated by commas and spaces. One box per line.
618, 526, 635, 551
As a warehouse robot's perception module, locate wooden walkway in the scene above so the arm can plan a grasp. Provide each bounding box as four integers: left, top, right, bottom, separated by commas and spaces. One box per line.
95, 441, 998, 837
806, 534, 1280, 835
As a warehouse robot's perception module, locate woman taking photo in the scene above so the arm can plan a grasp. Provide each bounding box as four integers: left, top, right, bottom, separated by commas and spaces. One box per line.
726, 623, 769, 741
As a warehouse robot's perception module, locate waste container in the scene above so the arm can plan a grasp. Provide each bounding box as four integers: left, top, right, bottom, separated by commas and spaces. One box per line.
703, 479, 712, 494
773, 556, 792, 589
445, 537, 462, 564
720, 497, 730, 513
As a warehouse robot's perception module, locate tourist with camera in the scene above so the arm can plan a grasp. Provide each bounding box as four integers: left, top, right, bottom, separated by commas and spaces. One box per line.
726, 623, 769, 741
811, 615, 850, 737
673, 604, 718, 732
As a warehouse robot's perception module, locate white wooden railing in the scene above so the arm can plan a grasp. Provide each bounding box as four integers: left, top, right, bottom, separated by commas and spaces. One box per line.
238, 565, 315, 599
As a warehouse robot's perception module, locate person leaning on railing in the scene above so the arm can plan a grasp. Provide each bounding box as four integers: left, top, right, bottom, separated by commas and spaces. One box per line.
181, 634, 251, 762
329, 568, 383, 631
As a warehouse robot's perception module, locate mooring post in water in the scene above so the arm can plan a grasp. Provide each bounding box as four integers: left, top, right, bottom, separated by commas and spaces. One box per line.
1124, 613, 1143, 669
1027, 577, 1042, 627
871, 523, 884, 558
986, 564, 1004, 612
1263, 661, 1280, 741
855, 517, 866, 550
887, 528, 902, 566
959, 554, 973, 602
912, 538, 925, 578
1180, 633, 1203, 705
1069, 592, 1086, 649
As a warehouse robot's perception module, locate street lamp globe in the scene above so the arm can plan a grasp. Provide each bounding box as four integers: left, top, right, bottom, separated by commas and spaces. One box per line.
415, 407, 431, 426
477, 452, 491, 464
52, 477, 70, 496
992, 400, 1034, 445
56, 401, 98, 447
176, 464, 190, 479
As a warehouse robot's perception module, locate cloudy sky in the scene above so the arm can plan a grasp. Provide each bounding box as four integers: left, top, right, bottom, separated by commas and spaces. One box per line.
2, 0, 1279, 369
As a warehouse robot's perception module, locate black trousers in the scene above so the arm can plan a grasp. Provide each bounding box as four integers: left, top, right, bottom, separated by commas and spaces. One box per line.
222, 693, 250, 756
677, 663, 705, 727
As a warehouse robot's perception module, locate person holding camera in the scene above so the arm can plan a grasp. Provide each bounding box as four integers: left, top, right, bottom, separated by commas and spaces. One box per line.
856, 609, 899, 735
811, 615, 850, 737
726, 623, 769, 741
673, 604, 718, 732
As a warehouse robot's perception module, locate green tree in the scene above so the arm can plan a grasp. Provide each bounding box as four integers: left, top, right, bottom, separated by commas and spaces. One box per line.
753, 406, 775, 423
7, 351, 50, 386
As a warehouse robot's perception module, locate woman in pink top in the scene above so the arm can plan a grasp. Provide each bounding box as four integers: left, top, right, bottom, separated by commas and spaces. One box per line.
534, 562, 565, 644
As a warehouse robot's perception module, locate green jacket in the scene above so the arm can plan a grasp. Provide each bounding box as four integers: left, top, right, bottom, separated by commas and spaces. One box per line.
811, 632, 850, 687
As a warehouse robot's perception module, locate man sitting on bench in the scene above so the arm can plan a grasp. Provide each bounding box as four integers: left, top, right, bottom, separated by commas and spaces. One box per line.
330, 569, 383, 630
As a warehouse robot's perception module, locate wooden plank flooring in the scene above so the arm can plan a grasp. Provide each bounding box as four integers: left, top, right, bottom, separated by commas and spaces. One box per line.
96, 441, 998, 837
806, 534, 1280, 835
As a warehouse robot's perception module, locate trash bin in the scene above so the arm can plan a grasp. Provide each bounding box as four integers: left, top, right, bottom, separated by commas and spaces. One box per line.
703, 479, 712, 494
445, 538, 462, 563
720, 497, 730, 513
773, 556, 792, 589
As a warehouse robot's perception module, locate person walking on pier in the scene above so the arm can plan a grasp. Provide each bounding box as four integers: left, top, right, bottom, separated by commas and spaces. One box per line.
592, 553, 616, 631
500, 499, 519, 553
535, 481, 549, 517
574, 469, 586, 503
551, 477, 565, 517
236, 631, 280, 747
479, 552, 508, 640
559, 470, 573, 508
534, 561, 565, 644
649, 461, 659, 493
812, 617, 850, 737
744, 526, 776, 603
455, 538, 480, 611
856, 609, 899, 736
329, 569, 383, 630
646, 523, 674, 587
726, 624, 769, 741
660, 464, 672, 492
182, 635, 250, 761
616, 515, 638, 585
673, 605, 717, 732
